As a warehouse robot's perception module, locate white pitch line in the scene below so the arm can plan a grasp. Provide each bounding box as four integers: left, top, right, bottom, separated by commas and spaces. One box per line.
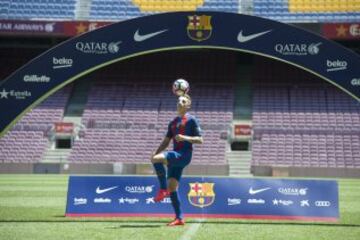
178, 219, 205, 240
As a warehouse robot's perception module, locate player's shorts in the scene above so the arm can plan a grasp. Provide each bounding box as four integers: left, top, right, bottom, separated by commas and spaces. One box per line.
164, 150, 192, 181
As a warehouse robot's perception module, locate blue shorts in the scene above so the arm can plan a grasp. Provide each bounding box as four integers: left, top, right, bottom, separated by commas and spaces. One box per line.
164, 150, 192, 181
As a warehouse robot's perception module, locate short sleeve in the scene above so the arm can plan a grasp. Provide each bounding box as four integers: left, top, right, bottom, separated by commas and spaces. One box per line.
166, 122, 173, 138
192, 118, 202, 137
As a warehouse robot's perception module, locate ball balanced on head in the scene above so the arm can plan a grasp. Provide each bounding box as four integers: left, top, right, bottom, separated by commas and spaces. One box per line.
172, 79, 190, 96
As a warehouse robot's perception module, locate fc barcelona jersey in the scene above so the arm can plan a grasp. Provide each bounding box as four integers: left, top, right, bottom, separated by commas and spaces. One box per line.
166, 113, 202, 152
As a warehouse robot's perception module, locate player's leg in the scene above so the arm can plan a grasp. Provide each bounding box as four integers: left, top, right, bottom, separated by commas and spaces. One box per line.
151, 153, 168, 192
167, 167, 185, 226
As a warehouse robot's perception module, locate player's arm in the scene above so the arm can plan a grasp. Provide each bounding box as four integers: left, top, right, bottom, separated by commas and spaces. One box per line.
154, 137, 171, 154
175, 118, 203, 144
176, 135, 203, 144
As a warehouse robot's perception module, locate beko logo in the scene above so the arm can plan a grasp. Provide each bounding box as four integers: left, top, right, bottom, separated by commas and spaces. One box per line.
75, 41, 121, 54
23, 75, 50, 83
326, 60, 347, 72
315, 201, 331, 207
53, 57, 73, 69
73, 198, 87, 205
275, 43, 322, 56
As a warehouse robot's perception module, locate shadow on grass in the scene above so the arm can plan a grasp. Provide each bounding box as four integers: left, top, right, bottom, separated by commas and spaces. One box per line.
0, 216, 359, 228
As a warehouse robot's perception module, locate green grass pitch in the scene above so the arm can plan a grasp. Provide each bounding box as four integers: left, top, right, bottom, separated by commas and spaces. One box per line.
0, 174, 359, 240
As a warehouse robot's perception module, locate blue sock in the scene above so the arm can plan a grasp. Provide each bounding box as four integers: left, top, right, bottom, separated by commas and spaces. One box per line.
153, 163, 167, 190
170, 191, 183, 220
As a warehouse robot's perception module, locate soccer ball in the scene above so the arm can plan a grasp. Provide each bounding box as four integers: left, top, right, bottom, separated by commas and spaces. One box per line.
172, 79, 189, 96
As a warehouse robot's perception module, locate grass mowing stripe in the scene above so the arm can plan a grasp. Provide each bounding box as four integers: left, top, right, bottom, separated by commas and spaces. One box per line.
179, 219, 204, 240
0, 197, 66, 207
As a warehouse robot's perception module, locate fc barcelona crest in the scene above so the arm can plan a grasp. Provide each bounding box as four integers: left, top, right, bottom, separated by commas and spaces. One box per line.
187, 15, 212, 42
188, 182, 215, 208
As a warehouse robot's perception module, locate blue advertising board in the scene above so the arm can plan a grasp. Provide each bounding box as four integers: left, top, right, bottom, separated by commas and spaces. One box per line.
1, 12, 360, 138
66, 176, 339, 221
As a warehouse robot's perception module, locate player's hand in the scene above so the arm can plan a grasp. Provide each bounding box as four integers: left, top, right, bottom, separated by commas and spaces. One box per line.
175, 134, 186, 142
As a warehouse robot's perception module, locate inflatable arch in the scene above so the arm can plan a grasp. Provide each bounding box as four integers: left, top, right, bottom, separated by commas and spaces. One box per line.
0, 12, 359, 137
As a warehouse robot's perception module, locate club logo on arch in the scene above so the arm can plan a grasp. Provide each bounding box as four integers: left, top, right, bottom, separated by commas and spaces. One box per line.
188, 182, 215, 208
187, 15, 212, 42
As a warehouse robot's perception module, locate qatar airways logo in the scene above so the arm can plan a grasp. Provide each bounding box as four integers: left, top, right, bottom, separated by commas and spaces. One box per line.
75, 41, 121, 54
275, 42, 322, 56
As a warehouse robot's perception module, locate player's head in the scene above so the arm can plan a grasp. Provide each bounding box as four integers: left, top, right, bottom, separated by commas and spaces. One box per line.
177, 94, 191, 115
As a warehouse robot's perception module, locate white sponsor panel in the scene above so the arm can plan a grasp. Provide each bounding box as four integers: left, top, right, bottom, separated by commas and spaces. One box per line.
96, 186, 118, 194
300, 200, 310, 207
118, 197, 139, 204
134, 29, 168, 42
237, 29, 272, 43
275, 43, 321, 56
228, 198, 241, 206
75, 41, 121, 54
326, 60, 347, 72
94, 198, 112, 203
145, 197, 171, 204
315, 201, 331, 207
278, 187, 308, 196
53, 57, 73, 69
249, 187, 271, 195
273, 199, 294, 206
247, 199, 265, 204
349, 24, 360, 37
351, 78, 360, 86
125, 185, 154, 194
23, 75, 50, 83
0, 89, 31, 100
73, 198, 87, 205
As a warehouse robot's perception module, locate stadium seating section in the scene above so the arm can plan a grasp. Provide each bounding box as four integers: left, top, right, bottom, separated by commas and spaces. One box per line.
0, 87, 71, 163
251, 58, 360, 168
68, 51, 235, 165
0, 0, 359, 22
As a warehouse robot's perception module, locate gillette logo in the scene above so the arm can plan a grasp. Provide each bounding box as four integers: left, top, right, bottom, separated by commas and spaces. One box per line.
23, 75, 50, 83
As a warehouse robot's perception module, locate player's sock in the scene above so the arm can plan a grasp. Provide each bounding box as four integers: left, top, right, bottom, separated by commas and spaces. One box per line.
170, 191, 183, 220
153, 163, 167, 189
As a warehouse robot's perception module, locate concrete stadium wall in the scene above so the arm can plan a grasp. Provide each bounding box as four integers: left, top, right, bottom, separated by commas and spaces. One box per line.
0, 163, 229, 176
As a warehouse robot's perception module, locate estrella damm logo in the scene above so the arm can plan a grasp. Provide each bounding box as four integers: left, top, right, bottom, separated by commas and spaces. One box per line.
187, 15, 212, 42
188, 182, 215, 208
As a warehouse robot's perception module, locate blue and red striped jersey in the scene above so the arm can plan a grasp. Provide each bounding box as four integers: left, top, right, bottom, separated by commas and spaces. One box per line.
166, 113, 202, 152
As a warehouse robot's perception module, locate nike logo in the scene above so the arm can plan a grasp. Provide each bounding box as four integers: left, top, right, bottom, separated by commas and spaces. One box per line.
237, 30, 272, 43
134, 29, 168, 42
96, 186, 118, 194
249, 187, 271, 195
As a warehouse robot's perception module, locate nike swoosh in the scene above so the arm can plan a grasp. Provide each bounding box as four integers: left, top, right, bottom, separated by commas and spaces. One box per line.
249, 187, 271, 195
134, 29, 168, 42
237, 30, 272, 43
96, 186, 118, 194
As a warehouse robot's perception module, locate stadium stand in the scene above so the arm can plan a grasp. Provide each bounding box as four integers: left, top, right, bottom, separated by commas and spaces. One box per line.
253, 0, 360, 22
68, 51, 235, 165
1, 0, 76, 20
1, 0, 359, 22
0, 87, 71, 163
251, 58, 360, 169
